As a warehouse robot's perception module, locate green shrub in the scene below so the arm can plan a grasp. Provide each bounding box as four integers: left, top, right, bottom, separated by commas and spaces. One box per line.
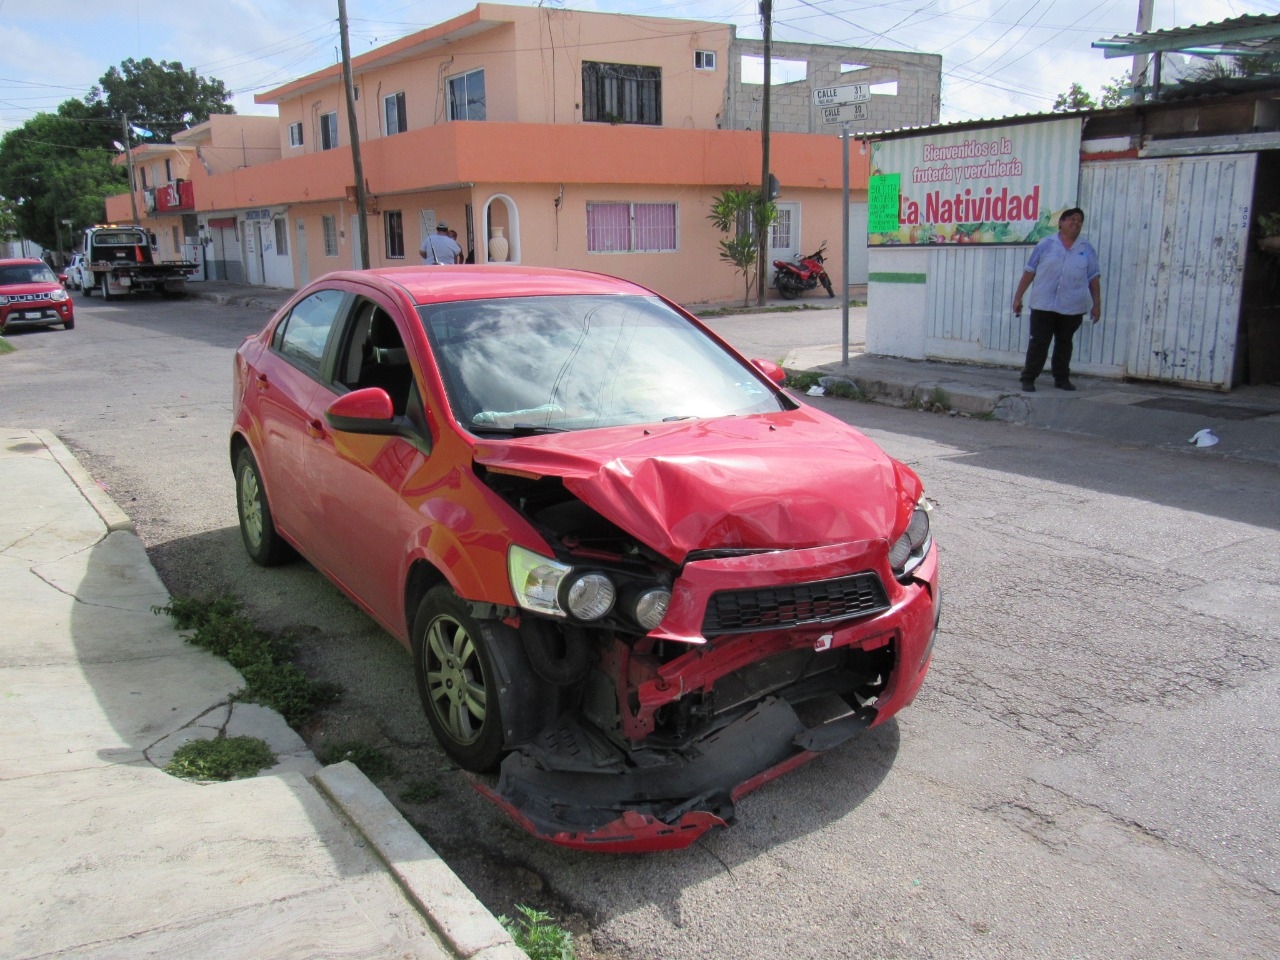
318, 740, 397, 781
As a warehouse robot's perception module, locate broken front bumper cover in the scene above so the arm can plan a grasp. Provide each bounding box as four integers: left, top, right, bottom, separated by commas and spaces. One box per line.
475, 692, 880, 853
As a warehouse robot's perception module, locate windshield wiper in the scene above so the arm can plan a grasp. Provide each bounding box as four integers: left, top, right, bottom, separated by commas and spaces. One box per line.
468, 422, 568, 437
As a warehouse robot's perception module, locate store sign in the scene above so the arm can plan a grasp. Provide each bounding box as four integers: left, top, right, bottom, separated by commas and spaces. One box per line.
868, 117, 1082, 246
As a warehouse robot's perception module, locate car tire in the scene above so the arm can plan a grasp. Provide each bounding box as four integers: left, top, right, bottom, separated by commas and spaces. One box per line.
234, 447, 292, 566
99, 276, 114, 301
63, 318, 75, 330
412, 585, 508, 772
78, 281, 92, 298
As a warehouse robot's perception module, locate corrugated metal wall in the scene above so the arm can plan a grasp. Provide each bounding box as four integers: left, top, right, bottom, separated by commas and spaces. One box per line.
1081, 154, 1255, 387
917, 153, 1256, 387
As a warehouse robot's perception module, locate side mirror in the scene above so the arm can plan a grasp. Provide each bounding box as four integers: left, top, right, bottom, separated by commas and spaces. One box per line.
324, 387, 396, 432
324, 387, 433, 454
751, 358, 787, 385
58, 274, 68, 284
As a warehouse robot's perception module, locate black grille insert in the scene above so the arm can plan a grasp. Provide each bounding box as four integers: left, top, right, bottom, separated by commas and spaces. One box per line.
702, 573, 889, 635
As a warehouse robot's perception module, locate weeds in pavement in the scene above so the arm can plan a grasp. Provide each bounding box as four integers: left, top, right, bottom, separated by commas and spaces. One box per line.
908, 386, 952, 413
318, 740, 397, 781
154, 594, 340, 728
500, 905, 576, 960
164, 736, 276, 781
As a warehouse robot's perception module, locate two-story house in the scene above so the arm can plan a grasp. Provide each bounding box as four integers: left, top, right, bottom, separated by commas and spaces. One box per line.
109, 3, 942, 302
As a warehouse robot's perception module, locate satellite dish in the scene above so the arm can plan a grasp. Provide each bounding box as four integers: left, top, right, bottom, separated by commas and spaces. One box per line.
112, 141, 126, 151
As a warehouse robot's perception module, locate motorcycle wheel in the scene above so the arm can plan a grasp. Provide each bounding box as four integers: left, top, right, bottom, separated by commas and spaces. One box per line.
821, 274, 835, 297
776, 276, 801, 300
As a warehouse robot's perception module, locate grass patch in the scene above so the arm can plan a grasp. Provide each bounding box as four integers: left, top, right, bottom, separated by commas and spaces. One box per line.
154, 594, 340, 728
908, 386, 952, 413
785, 371, 823, 391
0, 337, 14, 355
823, 378, 866, 401
164, 736, 276, 781
318, 740, 397, 781
500, 905, 576, 960
400, 779, 444, 804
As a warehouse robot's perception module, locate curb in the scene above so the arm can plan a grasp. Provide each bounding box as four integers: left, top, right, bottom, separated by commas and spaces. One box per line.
315, 762, 528, 960
34, 428, 136, 533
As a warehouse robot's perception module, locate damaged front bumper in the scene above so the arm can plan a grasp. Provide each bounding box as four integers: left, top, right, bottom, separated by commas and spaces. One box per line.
477, 545, 939, 852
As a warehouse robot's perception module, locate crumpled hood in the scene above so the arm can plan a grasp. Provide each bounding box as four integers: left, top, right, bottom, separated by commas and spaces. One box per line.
473, 408, 905, 562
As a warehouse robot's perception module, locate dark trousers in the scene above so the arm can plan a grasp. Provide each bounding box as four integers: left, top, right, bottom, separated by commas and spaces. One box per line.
1021, 310, 1083, 384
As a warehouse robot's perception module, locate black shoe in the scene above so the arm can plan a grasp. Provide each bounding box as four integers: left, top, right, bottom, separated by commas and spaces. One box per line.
1020, 381, 1035, 392
1054, 380, 1077, 391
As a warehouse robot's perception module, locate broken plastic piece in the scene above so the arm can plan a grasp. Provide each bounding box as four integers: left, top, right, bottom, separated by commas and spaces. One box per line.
1188, 428, 1219, 448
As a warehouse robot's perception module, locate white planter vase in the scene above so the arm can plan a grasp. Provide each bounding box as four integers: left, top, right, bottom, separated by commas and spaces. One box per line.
488, 226, 508, 263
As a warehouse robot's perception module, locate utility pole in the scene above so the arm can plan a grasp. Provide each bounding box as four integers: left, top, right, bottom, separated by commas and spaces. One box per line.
756, 0, 772, 306
338, 0, 370, 269
1132, 0, 1155, 102
120, 117, 141, 225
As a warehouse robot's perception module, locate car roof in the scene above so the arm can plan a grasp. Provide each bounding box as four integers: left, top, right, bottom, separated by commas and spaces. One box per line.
317, 265, 657, 306
0, 258, 48, 268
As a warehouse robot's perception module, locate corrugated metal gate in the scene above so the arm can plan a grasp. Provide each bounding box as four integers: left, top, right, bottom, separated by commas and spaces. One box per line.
1080, 153, 1255, 387
919, 153, 1256, 388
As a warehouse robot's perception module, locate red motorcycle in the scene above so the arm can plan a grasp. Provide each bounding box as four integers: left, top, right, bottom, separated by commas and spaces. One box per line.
772, 245, 835, 300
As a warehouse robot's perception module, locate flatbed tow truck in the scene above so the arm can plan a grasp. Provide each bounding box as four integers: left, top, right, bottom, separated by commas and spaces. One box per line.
79, 224, 198, 299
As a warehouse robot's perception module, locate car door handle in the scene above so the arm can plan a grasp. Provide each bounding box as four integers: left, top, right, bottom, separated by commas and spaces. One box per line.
307, 418, 326, 440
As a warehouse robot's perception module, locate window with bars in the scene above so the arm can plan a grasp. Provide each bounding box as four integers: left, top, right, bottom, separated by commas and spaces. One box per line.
384, 91, 407, 135
586, 202, 677, 253
288, 122, 303, 147
320, 112, 338, 150
384, 210, 405, 259
582, 62, 661, 126
448, 69, 486, 121
322, 215, 338, 257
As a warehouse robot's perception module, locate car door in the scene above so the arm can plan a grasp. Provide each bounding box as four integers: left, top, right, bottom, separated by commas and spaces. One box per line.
253, 287, 350, 555
300, 290, 430, 632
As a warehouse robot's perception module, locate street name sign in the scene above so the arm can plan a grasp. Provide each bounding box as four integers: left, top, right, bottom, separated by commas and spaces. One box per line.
812, 83, 871, 107
821, 103, 869, 125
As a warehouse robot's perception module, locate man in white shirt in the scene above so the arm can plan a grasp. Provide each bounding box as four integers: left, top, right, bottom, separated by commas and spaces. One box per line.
420, 221, 463, 265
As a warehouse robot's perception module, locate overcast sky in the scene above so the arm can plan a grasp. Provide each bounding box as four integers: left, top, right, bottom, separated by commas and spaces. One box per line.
2, 0, 1276, 137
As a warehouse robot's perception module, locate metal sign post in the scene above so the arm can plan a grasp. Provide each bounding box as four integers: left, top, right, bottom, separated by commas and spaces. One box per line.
812, 85, 870, 367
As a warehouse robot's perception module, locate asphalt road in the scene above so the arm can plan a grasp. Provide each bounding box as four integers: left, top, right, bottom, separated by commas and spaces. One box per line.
4, 294, 1277, 960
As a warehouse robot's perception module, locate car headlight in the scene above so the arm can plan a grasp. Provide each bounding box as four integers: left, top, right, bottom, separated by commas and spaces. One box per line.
0, 295, 8, 304
889, 497, 932, 580
509, 545, 572, 616
564, 571, 616, 621
49, 288, 68, 302
633, 587, 671, 630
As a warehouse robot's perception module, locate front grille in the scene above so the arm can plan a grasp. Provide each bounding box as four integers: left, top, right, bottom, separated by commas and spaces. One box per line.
702, 572, 889, 635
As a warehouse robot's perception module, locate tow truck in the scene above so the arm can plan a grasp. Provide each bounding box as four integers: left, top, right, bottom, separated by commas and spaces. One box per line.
80, 224, 198, 299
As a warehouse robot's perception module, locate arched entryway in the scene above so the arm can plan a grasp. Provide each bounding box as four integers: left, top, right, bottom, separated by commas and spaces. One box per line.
481, 195, 519, 264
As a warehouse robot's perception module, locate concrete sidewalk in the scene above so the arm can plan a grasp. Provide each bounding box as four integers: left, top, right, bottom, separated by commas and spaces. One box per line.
0, 429, 525, 960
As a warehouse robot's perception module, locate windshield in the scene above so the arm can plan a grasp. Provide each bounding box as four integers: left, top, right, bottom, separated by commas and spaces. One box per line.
0, 263, 58, 285
419, 295, 785, 432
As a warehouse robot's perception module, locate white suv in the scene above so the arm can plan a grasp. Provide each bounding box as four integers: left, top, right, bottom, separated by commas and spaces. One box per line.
64, 253, 88, 291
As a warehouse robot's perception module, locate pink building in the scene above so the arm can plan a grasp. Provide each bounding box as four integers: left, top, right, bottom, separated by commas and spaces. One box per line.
108, 3, 941, 302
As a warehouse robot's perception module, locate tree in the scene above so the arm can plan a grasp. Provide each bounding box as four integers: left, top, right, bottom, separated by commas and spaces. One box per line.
0, 100, 125, 251
707, 188, 777, 307
1051, 83, 1096, 112
88, 57, 234, 142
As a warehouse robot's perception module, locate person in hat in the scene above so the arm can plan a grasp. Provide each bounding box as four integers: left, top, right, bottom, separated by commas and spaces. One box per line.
420, 221, 463, 265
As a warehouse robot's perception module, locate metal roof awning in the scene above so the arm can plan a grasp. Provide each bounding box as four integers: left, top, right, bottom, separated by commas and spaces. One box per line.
1093, 13, 1280, 59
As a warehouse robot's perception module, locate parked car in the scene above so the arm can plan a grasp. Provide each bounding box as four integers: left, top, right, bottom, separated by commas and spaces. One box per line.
0, 258, 75, 333
230, 265, 940, 852
64, 253, 88, 291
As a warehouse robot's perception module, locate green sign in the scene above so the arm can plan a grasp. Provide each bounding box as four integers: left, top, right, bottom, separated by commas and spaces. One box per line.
868, 174, 900, 233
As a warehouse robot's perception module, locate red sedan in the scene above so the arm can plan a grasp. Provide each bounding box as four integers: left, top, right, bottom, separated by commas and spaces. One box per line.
231, 265, 939, 852
0, 259, 75, 333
